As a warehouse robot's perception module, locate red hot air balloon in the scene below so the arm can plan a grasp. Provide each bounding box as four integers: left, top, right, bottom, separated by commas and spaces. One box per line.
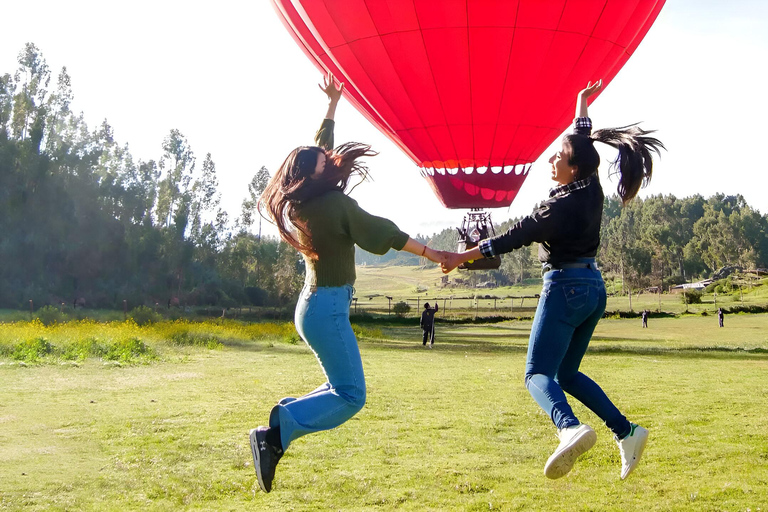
271, 0, 665, 210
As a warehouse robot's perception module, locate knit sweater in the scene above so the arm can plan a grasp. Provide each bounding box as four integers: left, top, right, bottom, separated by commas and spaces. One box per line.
295, 191, 409, 286
294, 118, 409, 287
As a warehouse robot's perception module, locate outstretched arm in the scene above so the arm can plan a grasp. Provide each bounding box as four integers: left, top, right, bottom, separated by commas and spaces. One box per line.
575, 79, 602, 118
319, 71, 344, 120
401, 238, 449, 266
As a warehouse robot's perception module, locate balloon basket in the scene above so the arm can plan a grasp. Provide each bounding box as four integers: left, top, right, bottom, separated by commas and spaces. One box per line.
456, 210, 501, 270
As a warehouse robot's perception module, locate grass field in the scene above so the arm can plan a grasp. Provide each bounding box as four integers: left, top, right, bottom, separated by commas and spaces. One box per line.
1, 313, 767, 511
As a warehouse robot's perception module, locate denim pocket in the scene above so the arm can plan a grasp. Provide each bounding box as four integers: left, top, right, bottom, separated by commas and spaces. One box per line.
562, 284, 591, 311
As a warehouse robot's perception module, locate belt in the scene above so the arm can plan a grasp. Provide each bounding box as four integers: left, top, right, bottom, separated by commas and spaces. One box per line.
541, 261, 599, 275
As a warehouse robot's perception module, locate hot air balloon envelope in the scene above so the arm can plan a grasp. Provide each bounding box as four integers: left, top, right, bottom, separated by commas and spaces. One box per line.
271, 0, 665, 208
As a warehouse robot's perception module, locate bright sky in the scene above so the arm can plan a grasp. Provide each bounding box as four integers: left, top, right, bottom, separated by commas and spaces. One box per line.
1, 1, 767, 240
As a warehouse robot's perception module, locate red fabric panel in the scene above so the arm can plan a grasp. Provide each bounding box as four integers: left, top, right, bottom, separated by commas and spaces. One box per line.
271, 0, 666, 208
423, 167, 530, 209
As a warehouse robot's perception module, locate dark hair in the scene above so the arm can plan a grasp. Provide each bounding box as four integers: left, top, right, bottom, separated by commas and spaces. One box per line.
424, 303, 430, 309
563, 125, 665, 205
259, 142, 376, 258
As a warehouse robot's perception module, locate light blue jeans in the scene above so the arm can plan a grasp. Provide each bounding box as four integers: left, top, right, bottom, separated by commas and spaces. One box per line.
524, 262, 631, 438
269, 284, 366, 450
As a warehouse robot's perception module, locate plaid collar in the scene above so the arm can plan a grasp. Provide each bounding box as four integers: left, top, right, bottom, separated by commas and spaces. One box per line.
549, 175, 592, 198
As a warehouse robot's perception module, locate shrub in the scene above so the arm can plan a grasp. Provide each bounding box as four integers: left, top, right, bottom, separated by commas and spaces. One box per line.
681, 290, 703, 304
12, 337, 53, 362
282, 332, 302, 344
128, 306, 161, 326
704, 280, 723, 293
392, 301, 411, 317
105, 337, 153, 361
62, 337, 107, 360
35, 305, 66, 326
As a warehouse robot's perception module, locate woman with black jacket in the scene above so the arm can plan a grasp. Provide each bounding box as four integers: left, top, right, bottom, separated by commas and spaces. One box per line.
442, 80, 664, 480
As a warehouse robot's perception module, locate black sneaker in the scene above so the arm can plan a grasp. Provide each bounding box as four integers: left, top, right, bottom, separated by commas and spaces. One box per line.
250, 427, 283, 492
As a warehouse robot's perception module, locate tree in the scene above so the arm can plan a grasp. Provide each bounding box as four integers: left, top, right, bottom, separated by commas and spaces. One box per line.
241, 166, 271, 239
156, 129, 195, 229
12, 43, 50, 146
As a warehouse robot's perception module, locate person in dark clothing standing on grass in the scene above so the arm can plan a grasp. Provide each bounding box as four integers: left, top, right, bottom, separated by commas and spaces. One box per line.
641, 310, 648, 328
441, 80, 664, 481
420, 302, 439, 347
249, 72, 448, 493
718, 308, 724, 327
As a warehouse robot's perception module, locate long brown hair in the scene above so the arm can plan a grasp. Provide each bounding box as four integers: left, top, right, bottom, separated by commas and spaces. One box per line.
258, 142, 376, 258
563, 125, 665, 205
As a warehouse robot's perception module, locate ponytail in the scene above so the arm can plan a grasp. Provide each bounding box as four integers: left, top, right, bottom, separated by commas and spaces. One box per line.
591, 125, 665, 205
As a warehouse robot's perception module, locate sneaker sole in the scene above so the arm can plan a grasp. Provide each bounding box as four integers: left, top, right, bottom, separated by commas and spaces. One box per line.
621, 429, 649, 480
249, 429, 268, 492
544, 428, 597, 479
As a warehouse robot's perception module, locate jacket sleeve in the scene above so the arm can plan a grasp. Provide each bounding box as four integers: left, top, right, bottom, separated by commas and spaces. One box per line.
487, 198, 566, 256
342, 195, 409, 255
315, 118, 334, 150
573, 117, 592, 137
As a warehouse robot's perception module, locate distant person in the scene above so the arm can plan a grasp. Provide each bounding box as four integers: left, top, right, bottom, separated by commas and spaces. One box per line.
420, 302, 439, 348
718, 308, 724, 327
641, 310, 648, 328
250, 72, 448, 493
441, 80, 664, 480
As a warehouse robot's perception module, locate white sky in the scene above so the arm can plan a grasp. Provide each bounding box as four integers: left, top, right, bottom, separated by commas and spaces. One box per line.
1, 1, 767, 239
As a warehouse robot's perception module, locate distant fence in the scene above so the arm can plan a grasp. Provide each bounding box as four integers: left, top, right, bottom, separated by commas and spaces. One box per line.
350, 294, 540, 316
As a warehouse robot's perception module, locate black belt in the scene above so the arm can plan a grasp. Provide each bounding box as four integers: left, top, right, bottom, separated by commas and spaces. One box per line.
542, 261, 598, 275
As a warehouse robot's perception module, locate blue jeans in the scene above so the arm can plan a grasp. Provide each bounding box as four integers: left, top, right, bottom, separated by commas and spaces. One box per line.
525, 263, 631, 438
269, 284, 366, 450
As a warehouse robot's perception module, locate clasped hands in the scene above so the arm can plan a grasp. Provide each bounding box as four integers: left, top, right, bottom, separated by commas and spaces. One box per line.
422, 248, 470, 274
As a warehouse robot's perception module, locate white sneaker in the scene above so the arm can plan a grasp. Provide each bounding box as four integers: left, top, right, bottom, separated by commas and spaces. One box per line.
616, 423, 648, 480
544, 424, 597, 479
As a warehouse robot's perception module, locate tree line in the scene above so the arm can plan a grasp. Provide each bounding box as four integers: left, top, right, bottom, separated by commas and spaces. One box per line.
3, 44, 766, 310
361, 191, 768, 291
0, 44, 303, 309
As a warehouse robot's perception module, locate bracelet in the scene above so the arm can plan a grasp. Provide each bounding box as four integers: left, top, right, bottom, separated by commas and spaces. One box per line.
421, 245, 427, 256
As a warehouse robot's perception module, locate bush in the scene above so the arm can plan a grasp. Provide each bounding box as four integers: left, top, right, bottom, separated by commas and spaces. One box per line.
12, 337, 53, 362
35, 305, 66, 326
282, 332, 302, 344
105, 337, 154, 361
128, 305, 161, 326
392, 301, 411, 317
704, 280, 725, 293
681, 290, 703, 304
62, 337, 107, 360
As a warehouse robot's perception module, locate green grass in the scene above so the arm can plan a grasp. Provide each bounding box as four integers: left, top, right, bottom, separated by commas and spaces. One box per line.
1, 315, 767, 510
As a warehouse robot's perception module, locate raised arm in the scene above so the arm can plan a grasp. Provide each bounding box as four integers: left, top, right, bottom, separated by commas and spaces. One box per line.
319, 71, 344, 120
575, 79, 602, 119
315, 71, 344, 149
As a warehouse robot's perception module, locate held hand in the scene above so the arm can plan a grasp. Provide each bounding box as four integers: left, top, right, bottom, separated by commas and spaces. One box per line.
319, 71, 344, 104
440, 252, 465, 274
579, 79, 602, 99
424, 247, 449, 266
